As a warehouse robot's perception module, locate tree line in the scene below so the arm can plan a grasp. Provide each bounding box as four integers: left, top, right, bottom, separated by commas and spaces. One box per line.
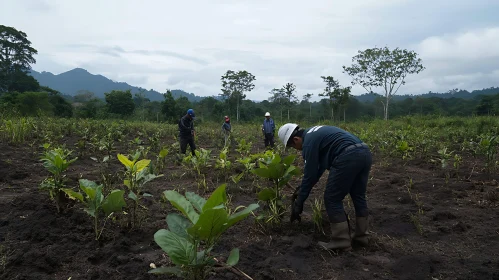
1, 24, 498, 123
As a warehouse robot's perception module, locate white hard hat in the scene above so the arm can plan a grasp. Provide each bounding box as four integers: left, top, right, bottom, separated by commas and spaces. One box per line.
265, 112, 270, 117
278, 123, 299, 146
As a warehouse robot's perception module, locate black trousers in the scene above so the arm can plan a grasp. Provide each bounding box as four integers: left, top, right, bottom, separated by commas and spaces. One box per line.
180, 136, 196, 155
264, 133, 275, 148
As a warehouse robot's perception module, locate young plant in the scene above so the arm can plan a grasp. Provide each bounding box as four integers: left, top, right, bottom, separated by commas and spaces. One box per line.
118, 153, 162, 227
63, 179, 126, 240
235, 138, 252, 157
251, 153, 301, 225
154, 147, 169, 173
39, 147, 78, 212
182, 148, 212, 176
150, 184, 259, 279
215, 148, 232, 180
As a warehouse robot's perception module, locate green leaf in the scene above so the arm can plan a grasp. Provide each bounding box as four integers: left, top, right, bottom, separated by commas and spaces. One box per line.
271, 154, 281, 165
226, 203, 259, 228
154, 229, 195, 266
79, 179, 98, 199
164, 190, 199, 224
251, 167, 271, 179
188, 208, 228, 241
135, 159, 151, 172
128, 190, 138, 201
117, 154, 133, 169
282, 154, 296, 165
102, 190, 127, 215
203, 184, 227, 211
257, 188, 276, 201
142, 193, 153, 197
61, 188, 84, 202
226, 248, 240, 266
186, 192, 206, 213
166, 213, 192, 239
148, 266, 183, 276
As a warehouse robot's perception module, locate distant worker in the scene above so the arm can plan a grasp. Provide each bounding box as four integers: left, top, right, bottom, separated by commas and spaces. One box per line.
221, 115, 231, 147
262, 112, 276, 149
278, 123, 372, 251
178, 109, 196, 156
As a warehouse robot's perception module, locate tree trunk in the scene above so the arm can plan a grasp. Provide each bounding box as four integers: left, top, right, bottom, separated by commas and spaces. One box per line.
287, 108, 290, 120
384, 96, 390, 120
343, 108, 346, 122
309, 103, 312, 118
236, 97, 240, 121
331, 107, 334, 121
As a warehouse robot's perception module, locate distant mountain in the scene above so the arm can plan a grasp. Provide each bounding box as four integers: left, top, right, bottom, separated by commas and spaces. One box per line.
353, 87, 499, 103
29, 68, 203, 102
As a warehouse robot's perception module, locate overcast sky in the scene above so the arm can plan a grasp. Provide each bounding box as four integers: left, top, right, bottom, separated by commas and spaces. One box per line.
2, 0, 499, 100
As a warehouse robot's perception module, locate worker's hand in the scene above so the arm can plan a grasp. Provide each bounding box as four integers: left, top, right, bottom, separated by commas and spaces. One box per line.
290, 199, 303, 223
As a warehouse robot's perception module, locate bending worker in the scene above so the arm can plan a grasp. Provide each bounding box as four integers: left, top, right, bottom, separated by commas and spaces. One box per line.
278, 123, 372, 250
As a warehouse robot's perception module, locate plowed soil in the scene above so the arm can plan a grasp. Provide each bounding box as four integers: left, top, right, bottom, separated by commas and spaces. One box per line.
1, 137, 498, 280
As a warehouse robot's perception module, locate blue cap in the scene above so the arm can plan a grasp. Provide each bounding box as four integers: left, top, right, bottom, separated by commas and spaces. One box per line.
187, 109, 195, 118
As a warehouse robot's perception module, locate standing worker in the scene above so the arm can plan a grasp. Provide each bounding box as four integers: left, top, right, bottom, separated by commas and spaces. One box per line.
221, 115, 231, 148
278, 123, 372, 251
178, 109, 196, 156
262, 112, 275, 149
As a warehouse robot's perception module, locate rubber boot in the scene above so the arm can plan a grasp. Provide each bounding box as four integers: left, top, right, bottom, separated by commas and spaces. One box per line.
351, 216, 369, 246
318, 221, 352, 251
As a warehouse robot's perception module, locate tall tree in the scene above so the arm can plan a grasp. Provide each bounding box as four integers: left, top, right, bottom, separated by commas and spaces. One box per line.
302, 93, 313, 118
220, 70, 256, 121
161, 89, 177, 122
0, 25, 38, 92
282, 82, 298, 120
319, 76, 350, 121
104, 89, 135, 117
342, 46, 425, 120
269, 88, 286, 121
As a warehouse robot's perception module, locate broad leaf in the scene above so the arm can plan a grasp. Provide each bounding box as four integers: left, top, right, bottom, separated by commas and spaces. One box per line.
164, 190, 199, 224
148, 266, 183, 276
226, 203, 259, 228
251, 167, 271, 179
282, 154, 296, 165
102, 190, 127, 215
166, 213, 192, 239
79, 179, 98, 199
203, 184, 227, 211
186, 192, 206, 213
61, 188, 84, 202
154, 229, 196, 266
188, 208, 228, 241
258, 188, 276, 201
226, 248, 240, 266
117, 154, 133, 169
128, 190, 138, 201
135, 159, 151, 172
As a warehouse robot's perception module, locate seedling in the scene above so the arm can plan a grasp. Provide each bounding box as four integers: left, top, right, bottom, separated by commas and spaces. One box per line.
251, 153, 301, 225
118, 153, 162, 227
63, 179, 127, 240
150, 184, 259, 279
39, 147, 78, 212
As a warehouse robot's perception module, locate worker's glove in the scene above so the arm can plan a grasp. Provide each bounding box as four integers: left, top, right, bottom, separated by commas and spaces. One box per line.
290, 198, 303, 223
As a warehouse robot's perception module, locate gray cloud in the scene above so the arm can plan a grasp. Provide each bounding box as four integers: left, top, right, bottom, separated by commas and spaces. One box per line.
2, 0, 498, 101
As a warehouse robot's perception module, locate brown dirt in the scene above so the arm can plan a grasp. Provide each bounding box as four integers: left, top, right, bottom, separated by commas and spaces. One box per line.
1, 137, 498, 280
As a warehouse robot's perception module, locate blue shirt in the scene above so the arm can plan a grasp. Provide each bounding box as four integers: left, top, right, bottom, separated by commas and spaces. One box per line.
262, 118, 275, 134
297, 125, 362, 204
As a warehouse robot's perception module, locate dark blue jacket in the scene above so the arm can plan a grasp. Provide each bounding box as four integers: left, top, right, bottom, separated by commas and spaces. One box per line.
222, 122, 231, 132
262, 118, 275, 134
296, 125, 363, 204
178, 115, 194, 138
